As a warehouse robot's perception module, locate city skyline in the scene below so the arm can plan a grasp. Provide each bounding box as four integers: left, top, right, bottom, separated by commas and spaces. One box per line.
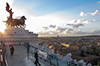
0, 0, 100, 37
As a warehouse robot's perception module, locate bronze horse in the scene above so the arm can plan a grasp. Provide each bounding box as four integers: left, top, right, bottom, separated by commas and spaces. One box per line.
3, 3, 27, 28
11, 16, 27, 28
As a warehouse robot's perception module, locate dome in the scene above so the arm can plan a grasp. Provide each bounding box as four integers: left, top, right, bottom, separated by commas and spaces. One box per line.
69, 44, 79, 50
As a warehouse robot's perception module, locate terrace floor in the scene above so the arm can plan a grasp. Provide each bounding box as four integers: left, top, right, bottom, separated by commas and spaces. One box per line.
6, 45, 35, 66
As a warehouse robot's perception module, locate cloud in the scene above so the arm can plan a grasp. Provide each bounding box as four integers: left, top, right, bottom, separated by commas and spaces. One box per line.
40, 17, 96, 36
91, 30, 100, 34
42, 27, 48, 30
38, 27, 100, 37
38, 28, 73, 37
74, 29, 100, 36
66, 28, 74, 33
42, 25, 56, 30
84, 19, 96, 23
70, 19, 96, 23
38, 26, 74, 36
80, 12, 84, 16
56, 27, 67, 32
73, 30, 100, 35
49, 25, 56, 28
72, 19, 77, 23
80, 10, 99, 16
80, 12, 89, 16
73, 30, 88, 35
66, 18, 96, 30
90, 10, 98, 16
67, 23, 84, 28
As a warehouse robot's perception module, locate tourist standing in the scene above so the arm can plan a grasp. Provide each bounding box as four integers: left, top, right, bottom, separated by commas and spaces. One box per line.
27, 44, 30, 59
34, 51, 41, 66
9, 45, 14, 56
27, 44, 30, 54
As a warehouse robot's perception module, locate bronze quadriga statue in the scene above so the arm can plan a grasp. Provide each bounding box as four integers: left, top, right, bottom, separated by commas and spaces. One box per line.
3, 3, 27, 28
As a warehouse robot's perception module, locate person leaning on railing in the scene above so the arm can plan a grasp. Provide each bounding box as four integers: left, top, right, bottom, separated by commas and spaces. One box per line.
34, 51, 41, 66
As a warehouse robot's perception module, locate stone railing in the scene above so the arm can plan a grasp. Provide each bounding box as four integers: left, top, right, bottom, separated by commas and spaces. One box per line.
26, 44, 92, 66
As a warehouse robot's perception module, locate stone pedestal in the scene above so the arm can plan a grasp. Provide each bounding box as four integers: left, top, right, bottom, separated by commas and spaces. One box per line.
0, 28, 39, 45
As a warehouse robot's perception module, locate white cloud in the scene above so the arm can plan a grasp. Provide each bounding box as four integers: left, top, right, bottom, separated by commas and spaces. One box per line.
39, 17, 96, 36
42, 27, 48, 30
80, 10, 99, 16
56, 27, 67, 32
93, 19, 96, 22
42, 25, 56, 31
49, 25, 56, 28
66, 28, 74, 33
67, 23, 84, 28
70, 18, 96, 23
79, 12, 89, 16
38, 26, 100, 37
91, 30, 100, 34
90, 10, 98, 16
80, 12, 84, 16
74, 29, 100, 35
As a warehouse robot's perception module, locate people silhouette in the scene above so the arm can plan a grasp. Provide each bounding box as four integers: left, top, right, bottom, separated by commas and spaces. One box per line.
9, 45, 14, 56
34, 51, 41, 66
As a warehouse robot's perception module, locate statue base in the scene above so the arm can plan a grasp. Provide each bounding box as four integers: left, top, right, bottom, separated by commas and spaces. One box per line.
0, 28, 39, 45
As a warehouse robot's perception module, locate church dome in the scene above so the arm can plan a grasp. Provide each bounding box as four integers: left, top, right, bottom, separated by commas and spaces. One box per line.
69, 44, 79, 50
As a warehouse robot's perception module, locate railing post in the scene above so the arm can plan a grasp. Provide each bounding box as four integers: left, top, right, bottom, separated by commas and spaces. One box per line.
49, 56, 52, 66
56, 57, 59, 66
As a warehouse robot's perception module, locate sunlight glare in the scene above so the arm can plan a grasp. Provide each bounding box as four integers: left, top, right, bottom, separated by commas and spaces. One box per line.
0, 0, 14, 33
0, 22, 6, 33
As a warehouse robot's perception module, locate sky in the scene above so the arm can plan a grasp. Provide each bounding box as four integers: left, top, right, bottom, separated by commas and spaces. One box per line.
0, 0, 100, 37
